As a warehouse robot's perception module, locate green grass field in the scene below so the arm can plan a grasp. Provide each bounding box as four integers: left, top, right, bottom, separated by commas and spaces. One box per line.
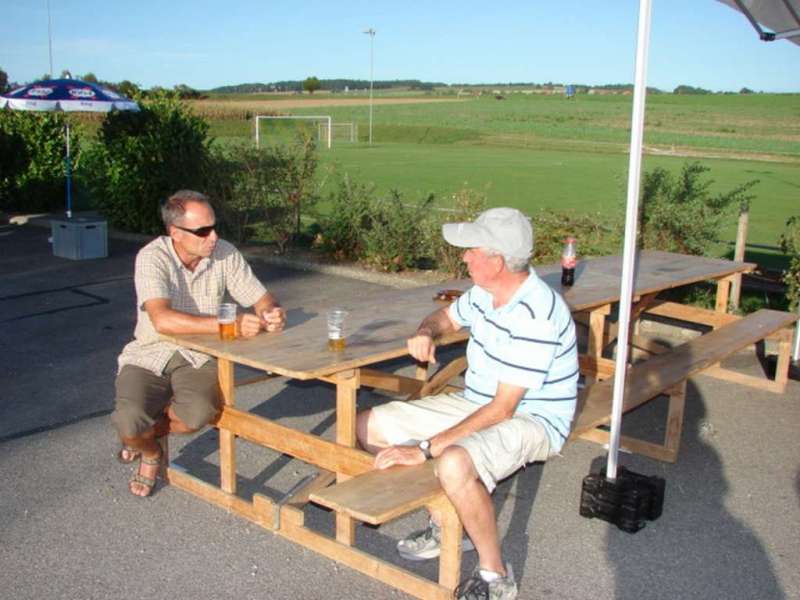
205, 92, 800, 269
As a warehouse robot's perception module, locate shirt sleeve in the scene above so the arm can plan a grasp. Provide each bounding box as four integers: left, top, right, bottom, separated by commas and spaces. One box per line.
134, 247, 172, 309
448, 287, 476, 328
224, 245, 268, 307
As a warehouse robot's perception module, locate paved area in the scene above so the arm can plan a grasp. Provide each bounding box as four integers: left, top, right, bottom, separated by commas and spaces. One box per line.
1, 222, 798, 600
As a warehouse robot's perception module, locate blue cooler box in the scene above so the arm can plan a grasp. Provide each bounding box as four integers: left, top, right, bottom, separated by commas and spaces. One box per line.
51, 216, 108, 260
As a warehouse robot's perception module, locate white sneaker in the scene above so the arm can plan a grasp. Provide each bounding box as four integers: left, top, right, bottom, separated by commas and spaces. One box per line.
396, 519, 475, 561
456, 563, 518, 600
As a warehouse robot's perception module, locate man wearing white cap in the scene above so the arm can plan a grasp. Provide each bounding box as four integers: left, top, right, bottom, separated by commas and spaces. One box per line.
357, 207, 578, 600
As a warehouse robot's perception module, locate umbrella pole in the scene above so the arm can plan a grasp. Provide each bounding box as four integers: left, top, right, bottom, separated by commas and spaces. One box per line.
65, 121, 72, 219
605, 0, 653, 482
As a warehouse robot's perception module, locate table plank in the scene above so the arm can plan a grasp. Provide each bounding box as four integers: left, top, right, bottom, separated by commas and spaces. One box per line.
161, 251, 754, 378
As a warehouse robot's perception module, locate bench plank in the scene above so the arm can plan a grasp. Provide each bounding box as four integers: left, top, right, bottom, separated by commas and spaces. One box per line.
569, 308, 797, 440
311, 460, 440, 525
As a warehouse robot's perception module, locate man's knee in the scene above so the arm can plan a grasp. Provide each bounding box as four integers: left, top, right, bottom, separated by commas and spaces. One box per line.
111, 401, 153, 439
171, 392, 218, 431
436, 446, 477, 491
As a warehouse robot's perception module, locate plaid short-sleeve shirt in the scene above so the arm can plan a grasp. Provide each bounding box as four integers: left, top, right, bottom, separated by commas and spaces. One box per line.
117, 237, 267, 375
448, 268, 578, 452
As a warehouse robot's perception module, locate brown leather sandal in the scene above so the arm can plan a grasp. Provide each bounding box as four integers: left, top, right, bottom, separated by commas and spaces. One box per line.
128, 448, 163, 498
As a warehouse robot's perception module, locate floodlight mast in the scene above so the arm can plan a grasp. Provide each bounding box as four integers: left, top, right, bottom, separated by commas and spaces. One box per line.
46, 0, 54, 77
364, 28, 376, 145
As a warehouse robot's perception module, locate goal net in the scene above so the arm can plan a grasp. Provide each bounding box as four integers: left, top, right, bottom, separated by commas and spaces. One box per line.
318, 122, 357, 144
254, 115, 332, 149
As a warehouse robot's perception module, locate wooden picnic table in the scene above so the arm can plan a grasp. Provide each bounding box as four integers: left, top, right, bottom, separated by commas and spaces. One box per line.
160, 250, 760, 599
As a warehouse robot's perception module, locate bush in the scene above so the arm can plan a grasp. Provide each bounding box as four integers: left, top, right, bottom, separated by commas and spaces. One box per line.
207, 136, 318, 253
0, 111, 79, 212
639, 161, 757, 255
530, 208, 624, 265
361, 190, 435, 272
317, 178, 439, 271
81, 90, 210, 233
780, 216, 800, 311
316, 175, 375, 260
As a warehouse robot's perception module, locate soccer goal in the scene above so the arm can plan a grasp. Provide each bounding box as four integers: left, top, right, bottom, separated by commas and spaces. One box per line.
318, 121, 357, 144
254, 115, 332, 149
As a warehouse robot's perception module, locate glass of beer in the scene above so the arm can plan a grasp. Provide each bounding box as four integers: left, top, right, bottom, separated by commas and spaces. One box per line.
327, 308, 348, 351
218, 303, 237, 341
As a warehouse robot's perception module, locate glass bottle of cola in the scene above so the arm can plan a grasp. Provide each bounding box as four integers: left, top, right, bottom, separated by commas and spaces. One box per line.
561, 237, 577, 286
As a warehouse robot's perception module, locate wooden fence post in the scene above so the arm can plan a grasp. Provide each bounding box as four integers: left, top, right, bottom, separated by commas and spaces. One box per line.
731, 208, 749, 310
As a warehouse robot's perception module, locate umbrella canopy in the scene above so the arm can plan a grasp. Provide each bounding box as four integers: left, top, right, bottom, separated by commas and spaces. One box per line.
716, 0, 800, 44
0, 77, 139, 217
0, 78, 139, 112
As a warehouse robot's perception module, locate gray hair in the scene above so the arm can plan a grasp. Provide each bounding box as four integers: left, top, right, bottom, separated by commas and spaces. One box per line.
160, 190, 213, 229
484, 248, 530, 273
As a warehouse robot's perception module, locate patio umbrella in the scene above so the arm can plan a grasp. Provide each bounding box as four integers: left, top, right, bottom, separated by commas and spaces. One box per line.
606, 0, 799, 482
0, 76, 139, 218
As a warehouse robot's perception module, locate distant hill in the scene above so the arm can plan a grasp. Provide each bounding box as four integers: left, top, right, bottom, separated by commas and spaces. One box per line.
210, 79, 446, 94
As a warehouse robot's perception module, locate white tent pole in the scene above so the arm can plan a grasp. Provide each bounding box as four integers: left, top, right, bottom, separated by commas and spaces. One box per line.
606, 0, 653, 482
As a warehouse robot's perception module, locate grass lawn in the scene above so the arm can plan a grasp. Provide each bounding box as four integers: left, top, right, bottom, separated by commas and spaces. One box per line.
309, 142, 796, 269
195, 92, 800, 270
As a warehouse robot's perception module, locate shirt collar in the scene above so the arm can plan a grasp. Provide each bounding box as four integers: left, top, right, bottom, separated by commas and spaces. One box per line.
495, 267, 539, 313
164, 236, 211, 275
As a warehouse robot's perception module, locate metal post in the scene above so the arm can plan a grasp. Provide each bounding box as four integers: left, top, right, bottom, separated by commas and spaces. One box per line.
47, 0, 54, 78
364, 28, 375, 145
606, 0, 652, 482
65, 121, 72, 219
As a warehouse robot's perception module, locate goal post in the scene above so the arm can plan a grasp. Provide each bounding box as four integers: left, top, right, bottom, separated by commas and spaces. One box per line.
254, 115, 332, 149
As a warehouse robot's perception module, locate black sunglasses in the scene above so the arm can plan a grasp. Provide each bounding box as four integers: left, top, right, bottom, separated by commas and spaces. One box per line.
174, 224, 216, 238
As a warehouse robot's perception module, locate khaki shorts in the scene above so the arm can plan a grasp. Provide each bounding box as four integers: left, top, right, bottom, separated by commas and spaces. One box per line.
370, 393, 552, 493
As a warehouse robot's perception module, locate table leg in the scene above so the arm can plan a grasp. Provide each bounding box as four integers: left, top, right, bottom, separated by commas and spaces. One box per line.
415, 362, 429, 381
218, 358, 236, 495
335, 369, 359, 545
715, 275, 734, 315
587, 305, 611, 360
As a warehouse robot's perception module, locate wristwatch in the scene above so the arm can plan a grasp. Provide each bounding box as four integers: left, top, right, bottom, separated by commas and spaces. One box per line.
418, 439, 433, 460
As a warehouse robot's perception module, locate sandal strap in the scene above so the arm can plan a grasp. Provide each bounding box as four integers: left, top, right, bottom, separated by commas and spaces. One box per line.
130, 473, 156, 488
140, 454, 162, 466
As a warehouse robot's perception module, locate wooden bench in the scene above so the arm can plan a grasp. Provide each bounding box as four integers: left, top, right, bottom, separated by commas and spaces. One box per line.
310, 308, 797, 597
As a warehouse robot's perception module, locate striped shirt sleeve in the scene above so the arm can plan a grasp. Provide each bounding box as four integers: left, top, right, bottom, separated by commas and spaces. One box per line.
448, 288, 475, 328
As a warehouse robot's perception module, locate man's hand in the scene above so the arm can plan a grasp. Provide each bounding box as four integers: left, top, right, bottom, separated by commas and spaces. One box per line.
237, 313, 263, 337
374, 445, 426, 470
261, 307, 286, 332
407, 328, 437, 363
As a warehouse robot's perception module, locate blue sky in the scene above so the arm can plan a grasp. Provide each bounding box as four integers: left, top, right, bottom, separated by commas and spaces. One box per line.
1, 0, 798, 92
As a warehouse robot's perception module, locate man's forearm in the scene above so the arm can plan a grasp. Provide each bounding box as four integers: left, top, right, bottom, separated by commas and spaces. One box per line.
416, 307, 455, 339
253, 292, 280, 315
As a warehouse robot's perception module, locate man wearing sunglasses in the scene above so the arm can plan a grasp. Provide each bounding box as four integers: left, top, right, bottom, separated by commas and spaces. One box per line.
112, 189, 286, 498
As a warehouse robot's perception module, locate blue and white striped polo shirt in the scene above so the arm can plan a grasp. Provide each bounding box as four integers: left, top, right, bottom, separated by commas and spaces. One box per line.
448, 268, 579, 451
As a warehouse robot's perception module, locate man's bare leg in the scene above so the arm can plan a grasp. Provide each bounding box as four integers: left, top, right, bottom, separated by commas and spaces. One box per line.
437, 446, 505, 575
122, 406, 201, 497
120, 429, 162, 497
357, 409, 444, 524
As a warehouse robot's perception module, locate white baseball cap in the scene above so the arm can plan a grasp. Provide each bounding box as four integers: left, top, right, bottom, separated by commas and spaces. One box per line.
442, 207, 533, 259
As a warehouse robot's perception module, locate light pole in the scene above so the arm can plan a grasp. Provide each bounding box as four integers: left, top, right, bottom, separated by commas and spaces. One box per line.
364, 28, 375, 145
